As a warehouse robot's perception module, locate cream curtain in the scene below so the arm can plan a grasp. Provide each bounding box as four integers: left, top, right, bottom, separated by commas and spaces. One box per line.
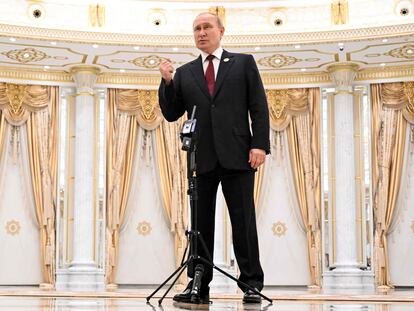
0, 112, 7, 161
106, 89, 138, 285
371, 82, 414, 288
0, 83, 58, 286
155, 119, 188, 285
266, 87, 321, 287
254, 165, 264, 207
106, 88, 165, 284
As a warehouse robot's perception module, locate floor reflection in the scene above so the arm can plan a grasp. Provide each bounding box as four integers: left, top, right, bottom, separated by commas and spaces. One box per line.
0, 298, 412, 311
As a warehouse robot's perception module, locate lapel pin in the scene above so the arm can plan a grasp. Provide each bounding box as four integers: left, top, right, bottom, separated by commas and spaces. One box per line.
223, 58, 229, 62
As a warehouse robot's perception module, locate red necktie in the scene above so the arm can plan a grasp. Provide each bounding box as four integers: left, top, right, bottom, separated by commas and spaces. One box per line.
205, 54, 215, 96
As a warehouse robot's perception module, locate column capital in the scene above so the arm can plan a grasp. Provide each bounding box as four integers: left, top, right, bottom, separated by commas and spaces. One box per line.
327, 62, 359, 92
70, 65, 101, 95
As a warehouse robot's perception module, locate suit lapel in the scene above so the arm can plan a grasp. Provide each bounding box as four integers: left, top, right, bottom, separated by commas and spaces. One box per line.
213, 50, 235, 99
189, 56, 211, 99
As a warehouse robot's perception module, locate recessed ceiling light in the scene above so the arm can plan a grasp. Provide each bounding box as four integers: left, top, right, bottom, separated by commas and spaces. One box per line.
295, 45, 301, 49
92, 44, 99, 49
50, 41, 57, 45
172, 47, 179, 51
301, 68, 307, 72
134, 46, 140, 50
149, 59, 155, 64
407, 49, 413, 54
23, 53, 30, 58
254, 47, 261, 51
9, 37, 16, 42
120, 69, 125, 73
382, 39, 388, 43
275, 59, 281, 63
338, 42, 344, 47
43, 65, 50, 69
380, 63, 386, 67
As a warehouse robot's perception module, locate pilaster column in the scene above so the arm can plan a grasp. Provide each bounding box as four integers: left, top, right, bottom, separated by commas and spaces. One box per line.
70, 66, 100, 269
323, 63, 374, 289
56, 66, 104, 290
329, 63, 359, 270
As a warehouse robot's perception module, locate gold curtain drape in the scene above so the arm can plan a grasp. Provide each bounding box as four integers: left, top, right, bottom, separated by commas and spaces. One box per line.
0, 83, 58, 286
23, 85, 58, 287
106, 88, 165, 285
0, 83, 50, 126
0, 112, 7, 162
371, 82, 413, 288
106, 89, 138, 285
254, 164, 264, 207
267, 87, 321, 287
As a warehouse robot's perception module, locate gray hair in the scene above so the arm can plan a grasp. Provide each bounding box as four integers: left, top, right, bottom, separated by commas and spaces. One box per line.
194, 12, 224, 28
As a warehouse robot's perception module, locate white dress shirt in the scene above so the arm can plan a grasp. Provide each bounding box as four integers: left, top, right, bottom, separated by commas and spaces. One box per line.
200, 47, 223, 80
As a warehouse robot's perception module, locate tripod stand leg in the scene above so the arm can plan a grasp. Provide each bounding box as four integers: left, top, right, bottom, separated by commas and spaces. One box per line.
198, 257, 273, 304
146, 259, 188, 302
158, 261, 188, 305
179, 240, 189, 266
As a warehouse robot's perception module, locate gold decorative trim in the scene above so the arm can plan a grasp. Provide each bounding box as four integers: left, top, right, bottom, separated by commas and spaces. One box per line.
331, 0, 348, 25
334, 90, 354, 95
355, 64, 414, 81
137, 221, 152, 236
261, 72, 331, 86
2, 47, 49, 64
1, 23, 414, 46
5, 220, 21, 236
327, 63, 360, 73
76, 91, 95, 97
0, 67, 73, 82
0, 42, 88, 68
70, 65, 101, 75
258, 54, 299, 69
2, 64, 414, 86
272, 221, 287, 237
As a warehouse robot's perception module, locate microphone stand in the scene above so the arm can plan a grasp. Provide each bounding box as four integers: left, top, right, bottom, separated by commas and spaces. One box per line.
146, 106, 273, 306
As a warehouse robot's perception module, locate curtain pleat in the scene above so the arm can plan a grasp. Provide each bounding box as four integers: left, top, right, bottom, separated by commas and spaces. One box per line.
106, 89, 137, 285
25, 86, 58, 287
275, 87, 321, 287
371, 83, 409, 288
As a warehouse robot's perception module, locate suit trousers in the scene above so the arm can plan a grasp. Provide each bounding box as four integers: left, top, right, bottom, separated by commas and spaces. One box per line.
189, 164, 264, 292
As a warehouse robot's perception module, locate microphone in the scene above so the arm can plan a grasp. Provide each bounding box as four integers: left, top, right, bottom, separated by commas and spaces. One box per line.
190, 264, 204, 303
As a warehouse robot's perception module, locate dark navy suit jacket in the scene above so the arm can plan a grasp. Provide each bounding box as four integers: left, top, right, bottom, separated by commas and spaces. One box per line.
159, 50, 270, 174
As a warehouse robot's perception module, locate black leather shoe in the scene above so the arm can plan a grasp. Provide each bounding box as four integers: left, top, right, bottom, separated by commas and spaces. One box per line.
173, 281, 210, 304
243, 288, 262, 304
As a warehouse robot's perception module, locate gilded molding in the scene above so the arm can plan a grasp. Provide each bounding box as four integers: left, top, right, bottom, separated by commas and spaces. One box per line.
70, 65, 101, 76
0, 67, 73, 82
331, 0, 348, 25
355, 64, 414, 81
327, 63, 360, 73
2, 22, 414, 46
2, 65, 414, 86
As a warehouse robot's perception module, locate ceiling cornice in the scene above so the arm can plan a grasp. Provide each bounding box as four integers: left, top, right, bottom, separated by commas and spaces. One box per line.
1, 23, 414, 47
1, 64, 414, 87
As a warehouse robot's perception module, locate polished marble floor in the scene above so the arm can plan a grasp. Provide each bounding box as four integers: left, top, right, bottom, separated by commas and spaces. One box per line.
0, 287, 413, 310
0, 297, 412, 311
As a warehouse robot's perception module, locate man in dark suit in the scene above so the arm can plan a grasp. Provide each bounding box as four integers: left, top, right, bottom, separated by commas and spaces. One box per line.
158, 12, 270, 304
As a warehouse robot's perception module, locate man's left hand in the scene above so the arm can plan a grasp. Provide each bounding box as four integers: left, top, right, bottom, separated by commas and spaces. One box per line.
249, 149, 266, 169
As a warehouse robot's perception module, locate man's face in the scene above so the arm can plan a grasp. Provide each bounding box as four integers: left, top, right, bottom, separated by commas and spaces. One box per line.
193, 14, 224, 54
